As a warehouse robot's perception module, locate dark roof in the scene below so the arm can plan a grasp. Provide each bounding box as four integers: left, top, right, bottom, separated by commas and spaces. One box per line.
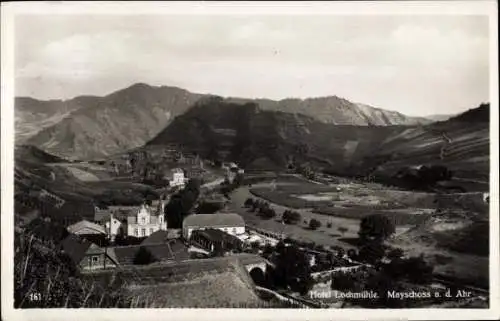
112, 240, 190, 266
61, 234, 93, 264
146, 241, 190, 262
183, 213, 244, 229
141, 230, 179, 246
61, 234, 119, 265
112, 245, 139, 266
192, 228, 242, 244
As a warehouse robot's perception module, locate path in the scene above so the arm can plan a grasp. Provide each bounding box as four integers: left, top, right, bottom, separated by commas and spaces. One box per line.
439, 131, 453, 160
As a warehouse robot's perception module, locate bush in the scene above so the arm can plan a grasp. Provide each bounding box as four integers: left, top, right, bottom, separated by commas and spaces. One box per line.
260, 208, 277, 219
358, 214, 395, 243
358, 241, 386, 265
196, 200, 223, 214
282, 210, 301, 225
326, 222, 332, 228
244, 198, 254, 208
347, 249, 357, 260
309, 219, 321, 230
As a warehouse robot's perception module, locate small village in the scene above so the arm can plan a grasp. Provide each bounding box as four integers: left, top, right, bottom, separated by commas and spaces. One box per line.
16, 147, 488, 309
17, 152, 386, 308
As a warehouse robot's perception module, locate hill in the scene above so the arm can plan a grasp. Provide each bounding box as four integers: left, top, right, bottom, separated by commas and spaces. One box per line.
348, 103, 490, 191
227, 97, 430, 126
15, 96, 100, 143
14, 145, 67, 164
146, 97, 401, 170
147, 101, 489, 192
14, 145, 160, 225
20, 83, 428, 160
23, 84, 203, 160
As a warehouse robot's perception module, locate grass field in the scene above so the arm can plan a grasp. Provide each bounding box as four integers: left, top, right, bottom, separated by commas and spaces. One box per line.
312, 207, 431, 226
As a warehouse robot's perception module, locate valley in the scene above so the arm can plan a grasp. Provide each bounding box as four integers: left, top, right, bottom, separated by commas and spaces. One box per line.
12, 88, 491, 309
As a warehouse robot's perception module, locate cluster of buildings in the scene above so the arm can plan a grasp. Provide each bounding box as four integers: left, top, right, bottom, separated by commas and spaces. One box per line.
61, 202, 264, 272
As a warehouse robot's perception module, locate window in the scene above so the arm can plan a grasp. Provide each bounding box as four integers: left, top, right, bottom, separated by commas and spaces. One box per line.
150, 228, 154, 235
142, 229, 146, 237
232, 228, 237, 234
134, 229, 138, 236
141, 217, 146, 224
91, 256, 99, 264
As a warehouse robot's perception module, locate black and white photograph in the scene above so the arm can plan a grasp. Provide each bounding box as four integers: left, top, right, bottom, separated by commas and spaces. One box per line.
1, 1, 499, 320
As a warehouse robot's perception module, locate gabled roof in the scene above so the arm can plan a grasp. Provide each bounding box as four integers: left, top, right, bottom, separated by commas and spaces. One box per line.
61, 234, 119, 265
141, 230, 178, 246
61, 234, 93, 264
183, 213, 244, 229
112, 240, 189, 266
192, 228, 243, 244
67, 220, 106, 235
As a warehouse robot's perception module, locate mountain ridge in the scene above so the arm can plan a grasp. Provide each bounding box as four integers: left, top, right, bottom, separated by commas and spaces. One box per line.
19, 83, 431, 160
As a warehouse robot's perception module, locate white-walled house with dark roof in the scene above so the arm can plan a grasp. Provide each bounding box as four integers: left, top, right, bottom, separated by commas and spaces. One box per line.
182, 213, 245, 239
127, 204, 167, 238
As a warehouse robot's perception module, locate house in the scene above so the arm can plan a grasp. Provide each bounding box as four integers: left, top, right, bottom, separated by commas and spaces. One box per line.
190, 228, 244, 255
60, 234, 119, 271
167, 168, 186, 188
182, 213, 245, 239
127, 203, 167, 238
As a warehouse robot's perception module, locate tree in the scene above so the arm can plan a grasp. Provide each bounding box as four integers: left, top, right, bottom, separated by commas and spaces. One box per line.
358, 214, 395, 243
272, 245, 313, 295
331, 272, 361, 291
244, 198, 254, 208
309, 219, 321, 230
260, 208, 276, 220
196, 201, 223, 214
403, 255, 433, 284
336, 247, 345, 259
263, 244, 274, 258
358, 241, 386, 265
386, 247, 404, 261
282, 210, 301, 225
347, 249, 358, 260
164, 178, 201, 228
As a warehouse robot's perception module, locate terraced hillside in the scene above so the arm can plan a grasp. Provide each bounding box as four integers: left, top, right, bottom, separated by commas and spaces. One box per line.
15, 96, 100, 143
349, 103, 490, 190
14, 146, 160, 225
25, 84, 203, 160
19, 83, 429, 160
146, 98, 402, 170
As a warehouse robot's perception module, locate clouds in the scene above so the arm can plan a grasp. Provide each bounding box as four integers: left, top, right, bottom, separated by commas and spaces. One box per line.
14, 14, 489, 116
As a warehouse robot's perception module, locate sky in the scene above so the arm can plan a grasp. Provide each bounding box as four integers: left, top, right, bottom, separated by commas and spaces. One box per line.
14, 14, 490, 116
